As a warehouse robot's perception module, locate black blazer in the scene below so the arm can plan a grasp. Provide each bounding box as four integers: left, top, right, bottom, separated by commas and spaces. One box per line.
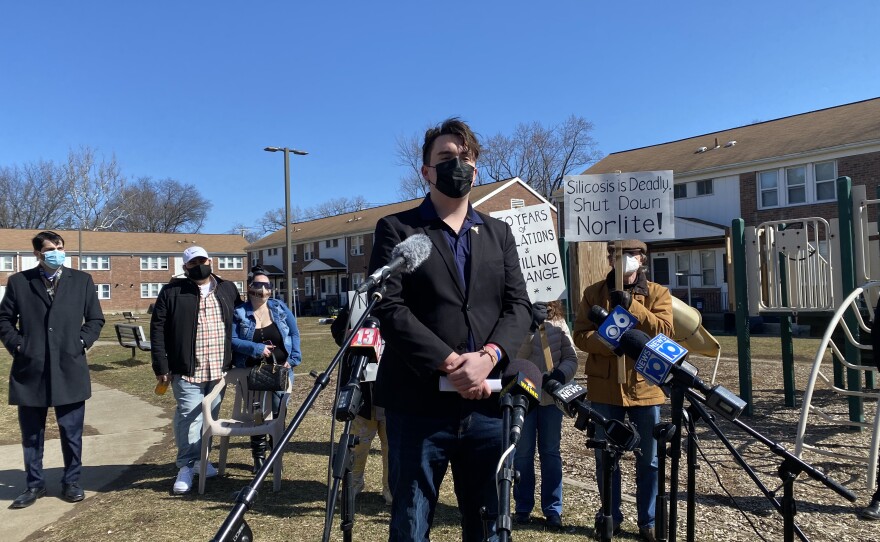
0, 266, 105, 407
368, 203, 531, 415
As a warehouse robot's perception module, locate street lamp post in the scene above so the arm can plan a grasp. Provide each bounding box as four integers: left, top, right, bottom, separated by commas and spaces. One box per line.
264, 146, 308, 310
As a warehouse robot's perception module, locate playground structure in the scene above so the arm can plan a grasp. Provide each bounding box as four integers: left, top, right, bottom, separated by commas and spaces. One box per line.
728, 176, 880, 488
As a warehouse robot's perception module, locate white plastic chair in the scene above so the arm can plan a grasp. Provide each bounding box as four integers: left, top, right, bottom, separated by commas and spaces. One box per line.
198, 367, 291, 494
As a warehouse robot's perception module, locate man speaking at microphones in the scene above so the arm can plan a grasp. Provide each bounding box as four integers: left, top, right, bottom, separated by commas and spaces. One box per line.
368, 118, 531, 542
572, 240, 673, 542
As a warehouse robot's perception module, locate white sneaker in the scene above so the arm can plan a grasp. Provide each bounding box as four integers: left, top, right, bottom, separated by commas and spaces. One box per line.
193, 460, 218, 478
173, 465, 194, 494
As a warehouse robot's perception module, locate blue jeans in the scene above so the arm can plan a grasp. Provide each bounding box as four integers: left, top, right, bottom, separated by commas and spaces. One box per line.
385, 408, 502, 542
513, 404, 563, 518
591, 403, 659, 529
172, 376, 225, 469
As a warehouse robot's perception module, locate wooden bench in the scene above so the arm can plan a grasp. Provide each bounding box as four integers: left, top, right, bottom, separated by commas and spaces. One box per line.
114, 324, 152, 358
122, 311, 140, 322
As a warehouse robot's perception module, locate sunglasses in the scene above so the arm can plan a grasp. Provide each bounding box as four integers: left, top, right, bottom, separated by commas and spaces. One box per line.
249, 282, 273, 291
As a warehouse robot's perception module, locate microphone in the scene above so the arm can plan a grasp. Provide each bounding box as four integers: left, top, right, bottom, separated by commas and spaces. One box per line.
587, 304, 637, 354
618, 329, 747, 421
334, 318, 382, 422
358, 233, 432, 294
543, 378, 640, 451
499, 359, 542, 446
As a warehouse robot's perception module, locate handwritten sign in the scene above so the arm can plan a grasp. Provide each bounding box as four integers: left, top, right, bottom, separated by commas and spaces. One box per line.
491, 203, 566, 303
563, 170, 675, 241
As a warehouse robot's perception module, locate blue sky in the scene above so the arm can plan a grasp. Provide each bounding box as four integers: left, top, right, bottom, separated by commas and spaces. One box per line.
2, 1, 878, 235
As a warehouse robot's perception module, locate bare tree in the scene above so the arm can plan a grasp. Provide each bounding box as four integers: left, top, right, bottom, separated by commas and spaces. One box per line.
395, 132, 428, 200
258, 206, 304, 235
0, 161, 70, 229
113, 176, 211, 233
227, 223, 262, 244
64, 146, 127, 231
311, 196, 368, 218
481, 115, 603, 199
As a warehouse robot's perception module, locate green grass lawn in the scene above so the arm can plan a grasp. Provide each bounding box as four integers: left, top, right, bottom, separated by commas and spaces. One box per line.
0, 318, 852, 541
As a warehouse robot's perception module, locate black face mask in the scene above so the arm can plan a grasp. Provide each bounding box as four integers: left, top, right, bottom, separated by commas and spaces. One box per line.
186, 264, 212, 281
432, 157, 474, 198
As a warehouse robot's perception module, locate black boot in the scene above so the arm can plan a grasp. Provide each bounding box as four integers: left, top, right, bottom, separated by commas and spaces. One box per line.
250, 435, 267, 474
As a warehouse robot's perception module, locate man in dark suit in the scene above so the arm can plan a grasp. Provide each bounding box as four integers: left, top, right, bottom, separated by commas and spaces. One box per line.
369, 118, 531, 542
0, 231, 105, 508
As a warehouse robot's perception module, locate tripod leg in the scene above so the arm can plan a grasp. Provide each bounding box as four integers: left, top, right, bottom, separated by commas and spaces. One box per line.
653, 423, 676, 542
598, 448, 615, 542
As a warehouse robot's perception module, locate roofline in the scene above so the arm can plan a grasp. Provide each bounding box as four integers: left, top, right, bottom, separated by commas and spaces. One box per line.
471, 177, 558, 212
673, 139, 880, 180
605, 96, 880, 157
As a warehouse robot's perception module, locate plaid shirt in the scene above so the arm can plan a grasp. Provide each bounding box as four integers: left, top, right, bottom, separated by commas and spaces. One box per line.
184, 278, 226, 383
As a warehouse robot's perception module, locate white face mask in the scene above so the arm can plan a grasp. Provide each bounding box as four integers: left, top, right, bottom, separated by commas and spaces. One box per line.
624, 255, 641, 274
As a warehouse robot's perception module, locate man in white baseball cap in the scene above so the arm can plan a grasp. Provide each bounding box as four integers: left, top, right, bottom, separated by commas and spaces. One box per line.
150, 245, 241, 494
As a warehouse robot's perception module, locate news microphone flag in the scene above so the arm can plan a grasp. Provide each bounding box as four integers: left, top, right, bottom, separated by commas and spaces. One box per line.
595, 305, 637, 351
632, 333, 688, 386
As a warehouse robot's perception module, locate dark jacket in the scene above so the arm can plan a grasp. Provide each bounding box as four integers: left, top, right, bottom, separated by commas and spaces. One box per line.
0, 266, 105, 407
150, 276, 240, 377
368, 202, 532, 415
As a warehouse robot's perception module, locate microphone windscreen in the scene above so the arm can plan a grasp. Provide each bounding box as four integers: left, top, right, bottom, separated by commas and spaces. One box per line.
588, 305, 609, 325
502, 358, 544, 383
391, 233, 432, 273
617, 328, 651, 360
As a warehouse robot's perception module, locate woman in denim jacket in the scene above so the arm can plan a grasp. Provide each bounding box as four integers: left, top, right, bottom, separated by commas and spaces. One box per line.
232, 267, 302, 472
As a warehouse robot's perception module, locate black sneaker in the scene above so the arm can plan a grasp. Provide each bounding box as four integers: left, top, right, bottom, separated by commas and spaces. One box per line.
545, 514, 563, 530
513, 512, 531, 525
861, 500, 880, 521
639, 525, 657, 542
593, 517, 622, 538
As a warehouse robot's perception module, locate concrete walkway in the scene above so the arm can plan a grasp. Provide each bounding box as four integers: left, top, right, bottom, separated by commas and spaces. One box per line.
0, 382, 166, 542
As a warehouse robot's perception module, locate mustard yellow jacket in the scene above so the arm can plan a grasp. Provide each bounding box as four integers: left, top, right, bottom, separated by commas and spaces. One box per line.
572, 275, 673, 407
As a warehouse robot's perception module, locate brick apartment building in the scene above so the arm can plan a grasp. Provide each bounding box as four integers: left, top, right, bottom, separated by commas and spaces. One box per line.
0, 229, 249, 313
577, 97, 880, 313
247, 177, 553, 315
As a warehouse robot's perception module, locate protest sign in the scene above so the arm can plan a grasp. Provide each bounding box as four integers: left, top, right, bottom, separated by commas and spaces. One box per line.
564, 170, 675, 241
491, 203, 566, 303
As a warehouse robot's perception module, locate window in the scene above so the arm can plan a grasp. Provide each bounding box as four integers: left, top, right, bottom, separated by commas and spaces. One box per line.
292, 278, 299, 290
815, 161, 837, 201
0, 256, 13, 271
80, 256, 110, 270
652, 258, 669, 284
304, 243, 315, 260
700, 251, 716, 286
95, 284, 111, 299
676, 253, 691, 287
251, 257, 258, 267
350, 235, 364, 256
673, 184, 687, 199
758, 160, 838, 209
141, 283, 164, 298
759, 170, 779, 208
351, 272, 365, 290
232, 281, 244, 294
786, 166, 806, 204
510, 198, 525, 209
216, 256, 243, 270
140, 256, 168, 270
304, 276, 313, 296
325, 239, 339, 248
292, 252, 298, 262
696, 179, 713, 196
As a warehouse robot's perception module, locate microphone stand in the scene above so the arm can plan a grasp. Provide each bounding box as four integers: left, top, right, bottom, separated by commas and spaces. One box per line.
679, 388, 856, 542
496, 394, 528, 542
210, 289, 385, 542
666, 384, 686, 542
653, 422, 677, 542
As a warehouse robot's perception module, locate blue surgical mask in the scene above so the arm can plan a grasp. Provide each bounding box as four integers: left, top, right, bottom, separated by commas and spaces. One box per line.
43, 249, 66, 269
